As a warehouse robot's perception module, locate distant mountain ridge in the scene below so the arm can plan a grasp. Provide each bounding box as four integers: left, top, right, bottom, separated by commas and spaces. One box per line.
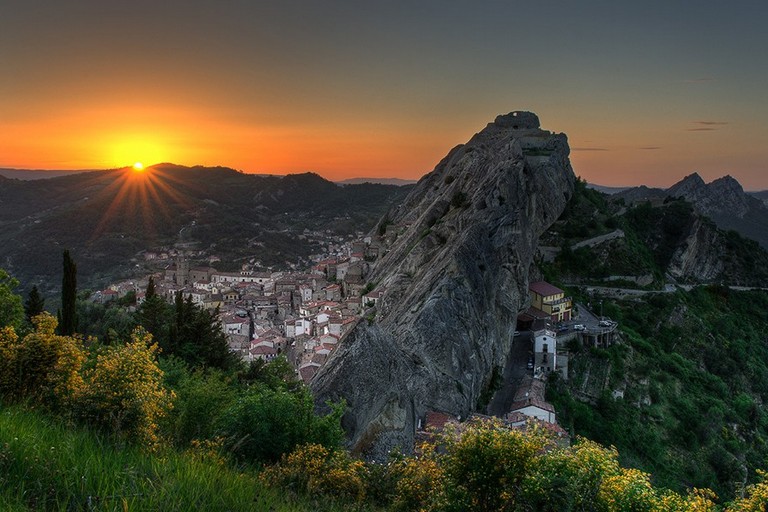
0, 168, 103, 180
0, 163, 411, 297
335, 177, 417, 186
615, 173, 768, 249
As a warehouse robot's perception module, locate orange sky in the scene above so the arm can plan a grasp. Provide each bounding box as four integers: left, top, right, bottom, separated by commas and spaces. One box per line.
1, 2, 767, 189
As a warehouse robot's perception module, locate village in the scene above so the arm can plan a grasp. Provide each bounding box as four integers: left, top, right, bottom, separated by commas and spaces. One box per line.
91, 230, 387, 384
92, 230, 619, 446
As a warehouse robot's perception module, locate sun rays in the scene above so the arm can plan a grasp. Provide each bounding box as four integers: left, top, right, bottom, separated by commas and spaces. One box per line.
88, 165, 198, 244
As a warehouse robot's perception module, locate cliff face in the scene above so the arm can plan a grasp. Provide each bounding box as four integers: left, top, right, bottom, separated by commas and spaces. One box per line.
666, 216, 725, 282
311, 112, 575, 458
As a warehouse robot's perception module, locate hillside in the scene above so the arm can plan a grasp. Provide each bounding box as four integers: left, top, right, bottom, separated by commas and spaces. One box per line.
542, 179, 768, 287
548, 286, 768, 498
615, 173, 768, 249
539, 180, 768, 497
0, 164, 411, 297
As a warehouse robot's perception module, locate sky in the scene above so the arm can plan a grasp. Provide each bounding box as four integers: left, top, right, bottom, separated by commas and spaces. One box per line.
1, 1, 767, 189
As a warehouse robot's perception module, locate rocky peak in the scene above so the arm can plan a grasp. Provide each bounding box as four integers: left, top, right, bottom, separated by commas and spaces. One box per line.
667, 172, 706, 198
311, 112, 575, 459
667, 173, 754, 219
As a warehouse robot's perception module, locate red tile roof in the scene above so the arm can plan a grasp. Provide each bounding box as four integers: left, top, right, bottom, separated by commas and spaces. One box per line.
529, 281, 564, 298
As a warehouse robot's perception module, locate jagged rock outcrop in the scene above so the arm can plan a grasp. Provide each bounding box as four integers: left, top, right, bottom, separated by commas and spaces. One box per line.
618, 173, 768, 249
668, 173, 753, 219
311, 112, 575, 458
666, 216, 725, 282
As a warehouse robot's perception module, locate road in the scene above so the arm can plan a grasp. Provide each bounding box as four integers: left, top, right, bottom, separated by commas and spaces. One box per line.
571, 229, 625, 250
487, 332, 532, 417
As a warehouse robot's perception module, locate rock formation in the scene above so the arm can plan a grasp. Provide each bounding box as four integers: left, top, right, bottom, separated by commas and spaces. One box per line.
618, 173, 768, 249
666, 216, 725, 282
311, 112, 575, 458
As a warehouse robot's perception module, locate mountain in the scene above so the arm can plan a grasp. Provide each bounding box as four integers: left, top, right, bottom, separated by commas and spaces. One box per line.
0, 168, 102, 180
616, 173, 768, 249
336, 177, 418, 186
586, 183, 631, 195
749, 190, 768, 207
311, 111, 576, 458
543, 180, 768, 287
0, 164, 411, 297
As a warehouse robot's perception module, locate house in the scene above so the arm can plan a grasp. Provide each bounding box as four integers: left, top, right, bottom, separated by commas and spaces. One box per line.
299, 361, 321, 384
189, 266, 217, 283
250, 340, 278, 362
529, 281, 572, 322
508, 398, 556, 424
362, 288, 385, 307
509, 376, 557, 423
533, 328, 557, 373
221, 314, 250, 337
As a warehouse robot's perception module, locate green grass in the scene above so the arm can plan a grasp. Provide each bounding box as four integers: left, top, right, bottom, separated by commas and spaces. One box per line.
0, 405, 351, 511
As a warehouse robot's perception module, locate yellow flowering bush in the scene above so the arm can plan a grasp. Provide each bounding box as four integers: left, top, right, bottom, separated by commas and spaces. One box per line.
0, 313, 86, 409
521, 438, 622, 511
0, 325, 20, 395
78, 328, 174, 448
261, 443, 368, 502
438, 418, 549, 512
391, 442, 446, 512
186, 437, 228, 467
726, 470, 768, 511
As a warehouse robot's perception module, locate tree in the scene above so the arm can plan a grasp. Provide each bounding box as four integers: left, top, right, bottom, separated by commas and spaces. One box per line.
24, 285, 45, 323
58, 250, 78, 335
0, 268, 24, 329
146, 275, 157, 299
136, 277, 170, 346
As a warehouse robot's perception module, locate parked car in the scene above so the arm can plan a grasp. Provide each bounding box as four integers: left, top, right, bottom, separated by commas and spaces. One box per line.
573, 324, 586, 331
527, 357, 534, 370
598, 320, 612, 327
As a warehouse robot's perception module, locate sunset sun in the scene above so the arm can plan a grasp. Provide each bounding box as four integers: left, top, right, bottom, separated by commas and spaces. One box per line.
133, 162, 145, 171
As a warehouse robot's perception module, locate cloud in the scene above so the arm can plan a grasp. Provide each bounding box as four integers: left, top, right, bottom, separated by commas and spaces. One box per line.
639, 146, 661, 150
571, 147, 608, 152
686, 121, 728, 132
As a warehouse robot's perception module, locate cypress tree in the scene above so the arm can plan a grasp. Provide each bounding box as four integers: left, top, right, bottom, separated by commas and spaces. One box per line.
58, 250, 78, 335
24, 285, 45, 322
137, 276, 169, 347
146, 276, 156, 299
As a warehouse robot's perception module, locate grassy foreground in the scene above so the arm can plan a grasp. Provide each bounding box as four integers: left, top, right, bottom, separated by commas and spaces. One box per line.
0, 405, 344, 512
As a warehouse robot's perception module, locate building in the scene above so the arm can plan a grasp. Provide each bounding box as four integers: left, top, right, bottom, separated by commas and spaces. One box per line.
529, 281, 572, 322
533, 328, 557, 373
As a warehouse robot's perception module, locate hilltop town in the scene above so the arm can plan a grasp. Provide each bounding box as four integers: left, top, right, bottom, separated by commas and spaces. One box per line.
91, 229, 385, 385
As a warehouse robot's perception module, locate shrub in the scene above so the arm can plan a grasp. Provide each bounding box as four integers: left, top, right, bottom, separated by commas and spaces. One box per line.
0, 313, 86, 409
165, 367, 236, 446
77, 328, 174, 448
218, 387, 344, 464
438, 418, 549, 512
261, 443, 368, 502
391, 443, 446, 511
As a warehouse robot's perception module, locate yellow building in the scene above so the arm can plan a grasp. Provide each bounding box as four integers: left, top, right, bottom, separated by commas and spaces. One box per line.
529, 281, 572, 323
